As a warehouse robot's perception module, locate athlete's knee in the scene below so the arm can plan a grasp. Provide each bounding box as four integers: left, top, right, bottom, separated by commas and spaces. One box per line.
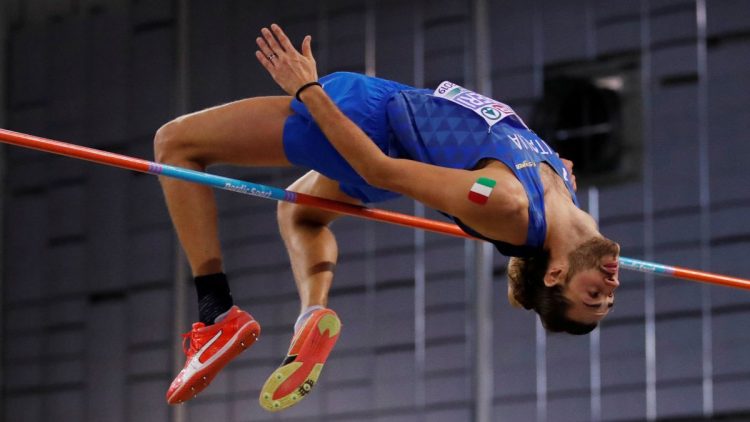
153, 118, 202, 166
277, 194, 329, 230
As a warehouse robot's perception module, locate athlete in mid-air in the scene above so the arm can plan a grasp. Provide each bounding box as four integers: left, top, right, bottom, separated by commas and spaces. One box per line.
155, 24, 620, 411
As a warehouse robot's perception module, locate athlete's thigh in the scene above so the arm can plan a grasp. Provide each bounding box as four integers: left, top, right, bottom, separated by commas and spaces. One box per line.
172, 96, 294, 167
284, 171, 362, 225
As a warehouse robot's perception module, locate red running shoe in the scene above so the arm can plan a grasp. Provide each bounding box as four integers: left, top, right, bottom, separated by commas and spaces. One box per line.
166, 306, 260, 404
259, 308, 341, 412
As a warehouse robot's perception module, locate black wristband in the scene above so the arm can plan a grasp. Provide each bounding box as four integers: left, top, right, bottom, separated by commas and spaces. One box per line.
295, 81, 322, 102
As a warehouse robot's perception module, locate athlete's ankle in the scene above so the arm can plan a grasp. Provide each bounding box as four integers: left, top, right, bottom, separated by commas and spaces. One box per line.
195, 272, 234, 325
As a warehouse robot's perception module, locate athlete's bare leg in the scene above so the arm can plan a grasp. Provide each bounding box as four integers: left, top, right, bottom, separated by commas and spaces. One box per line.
277, 171, 361, 312
154, 96, 293, 276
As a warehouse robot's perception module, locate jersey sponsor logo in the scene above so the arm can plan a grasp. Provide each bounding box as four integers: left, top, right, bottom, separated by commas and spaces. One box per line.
515, 160, 536, 170
433, 81, 528, 129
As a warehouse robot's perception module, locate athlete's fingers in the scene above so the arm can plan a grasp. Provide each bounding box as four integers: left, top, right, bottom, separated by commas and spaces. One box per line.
255, 50, 275, 72
256, 37, 275, 61
261, 26, 284, 55
301, 35, 313, 59
271, 23, 296, 54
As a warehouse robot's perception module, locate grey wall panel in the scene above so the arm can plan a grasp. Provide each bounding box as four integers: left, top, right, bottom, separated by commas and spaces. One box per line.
325, 354, 372, 384
495, 400, 536, 421
712, 311, 750, 376
127, 288, 172, 344
88, 13, 130, 146
126, 229, 174, 284
5, 332, 43, 362
48, 183, 86, 239
599, 182, 645, 219
706, 0, 750, 35
47, 18, 87, 128
4, 394, 42, 422
131, 0, 173, 24
654, 279, 703, 313
712, 204, 750, 241
4, 303, 44, 332
651, 43, 697, 77
189, 0, 233, 110
128, 175, 171, 229
601, 389, 647, 421
426, 372, 469, 405
47, 242, 87, 295
653, 214, 700, 247
45, 390, 84, 422
541, 0, 590, 64
86, 167, 128, 292
231, 2, 287, 96
126, 380, 170, 421
5, 194, 47, 301
707, 40, 750, 203
715, 378, 750, 414
494, 302, 536, 399
595, 14, 641, 56
655, 317, 703, 380
426, 407, 472, 422
375, 0, 416, 83
426, 309, 465, 340
129, 28, 175, 137
657, 383, 703, 419
601, 220, 644, 252
547, 334, 591, 392
8, 27, 48, 106
87, 300, 126, 422
600, 324, 646, 387
548, 396, 592, 422
488, 2, 535, 72
651, 7, 696, 46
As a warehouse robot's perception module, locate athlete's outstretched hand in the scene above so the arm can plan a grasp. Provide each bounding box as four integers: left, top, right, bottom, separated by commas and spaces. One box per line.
256, 24, 318, 96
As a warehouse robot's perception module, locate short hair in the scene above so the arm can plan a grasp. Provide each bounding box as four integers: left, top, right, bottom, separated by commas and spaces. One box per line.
507, 252, 597, 335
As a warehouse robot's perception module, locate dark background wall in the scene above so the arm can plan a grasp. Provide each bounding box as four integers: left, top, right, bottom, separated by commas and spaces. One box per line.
2, 1, 750, 421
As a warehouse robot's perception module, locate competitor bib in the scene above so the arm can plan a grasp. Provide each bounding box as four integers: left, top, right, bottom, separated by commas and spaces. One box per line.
433, 81, 528, 129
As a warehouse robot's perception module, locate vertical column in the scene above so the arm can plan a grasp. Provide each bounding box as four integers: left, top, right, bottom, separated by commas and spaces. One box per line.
471, 1, 494, 421
0, 0, 6, 417
365, 0, 376, 77
531, 1, 547, 421
640, 1, 657, 420
588, 188, 602, 422
413, 2, 427, 419
171, 1, 190, 422
695, 0, 714, 417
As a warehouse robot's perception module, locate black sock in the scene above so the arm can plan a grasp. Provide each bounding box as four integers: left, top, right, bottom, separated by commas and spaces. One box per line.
194, 272, 234, 325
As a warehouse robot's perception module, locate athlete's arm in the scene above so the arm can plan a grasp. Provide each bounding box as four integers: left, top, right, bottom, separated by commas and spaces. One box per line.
255, 24, 528, 242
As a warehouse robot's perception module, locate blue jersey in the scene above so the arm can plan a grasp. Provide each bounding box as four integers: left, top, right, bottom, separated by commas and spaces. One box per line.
386, 89, 579, 256
282, 72, 579, 257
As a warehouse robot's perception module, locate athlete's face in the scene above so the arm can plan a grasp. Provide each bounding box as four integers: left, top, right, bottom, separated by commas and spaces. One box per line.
563, 237, 621, 325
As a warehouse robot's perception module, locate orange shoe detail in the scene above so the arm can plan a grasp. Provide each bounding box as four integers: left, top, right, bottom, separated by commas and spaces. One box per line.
166, 306, 260, 404
259, 309, 341, 412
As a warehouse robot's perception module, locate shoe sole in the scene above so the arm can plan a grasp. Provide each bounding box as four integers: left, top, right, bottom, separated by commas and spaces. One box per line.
259, 312, 341, 412
167, 320, 260, 404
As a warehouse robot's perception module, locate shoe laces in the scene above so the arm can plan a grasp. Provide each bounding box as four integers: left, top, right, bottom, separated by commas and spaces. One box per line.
181, 325, 203, 357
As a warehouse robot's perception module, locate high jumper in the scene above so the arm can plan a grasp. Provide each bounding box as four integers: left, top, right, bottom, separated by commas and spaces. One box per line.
153, 23, 619, 410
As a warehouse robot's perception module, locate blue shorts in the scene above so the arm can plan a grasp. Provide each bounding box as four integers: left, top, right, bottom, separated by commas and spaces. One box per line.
282, 72, 414, 203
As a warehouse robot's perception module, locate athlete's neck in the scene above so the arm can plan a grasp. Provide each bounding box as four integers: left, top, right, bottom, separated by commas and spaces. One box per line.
544, 191, 600, 264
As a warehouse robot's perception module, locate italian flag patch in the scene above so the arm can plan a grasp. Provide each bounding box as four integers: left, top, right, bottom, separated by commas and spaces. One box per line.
468, 177, 496, 205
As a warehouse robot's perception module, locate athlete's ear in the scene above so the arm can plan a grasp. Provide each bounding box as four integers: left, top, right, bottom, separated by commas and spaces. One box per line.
544, 265, 565, 287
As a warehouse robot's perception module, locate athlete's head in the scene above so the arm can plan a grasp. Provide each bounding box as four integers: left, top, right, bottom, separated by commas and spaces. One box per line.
507, 236, 620, 335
